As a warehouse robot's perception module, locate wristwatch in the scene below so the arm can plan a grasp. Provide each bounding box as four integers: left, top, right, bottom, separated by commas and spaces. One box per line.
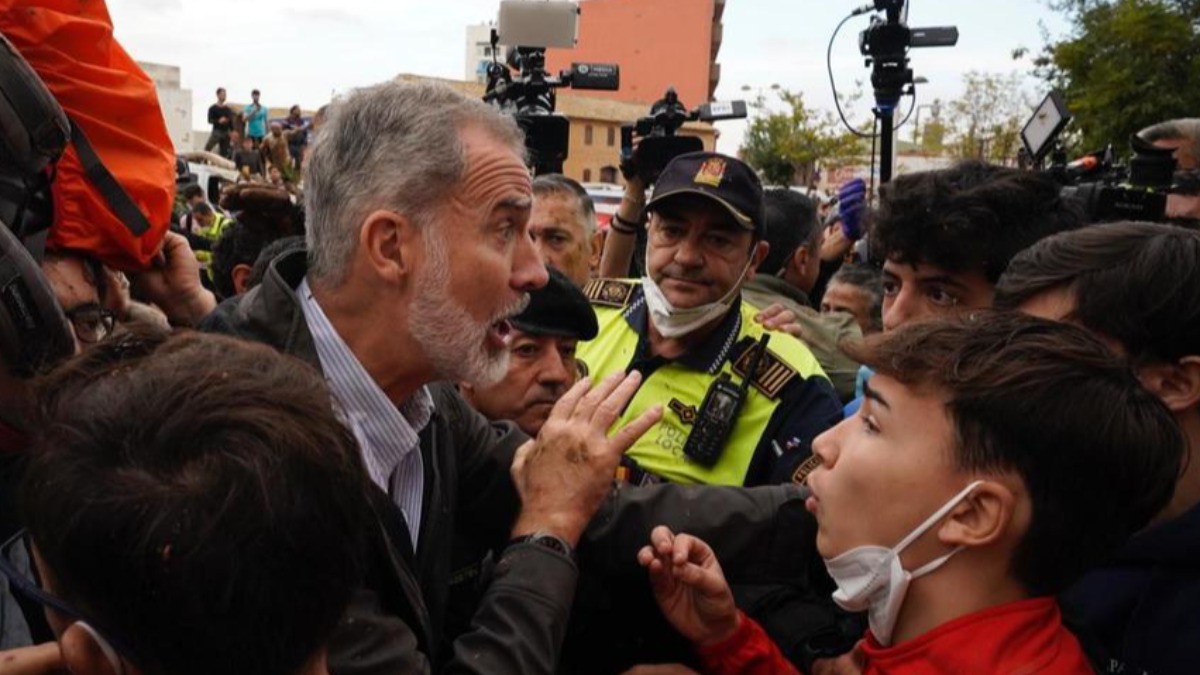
507, 531, 575, 561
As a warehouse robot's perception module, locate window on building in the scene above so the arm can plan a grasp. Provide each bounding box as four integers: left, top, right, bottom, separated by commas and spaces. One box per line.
583, 168, 593, 182
607, 126, 616, 146
600, 166, 618, 184
484, 47, 492, 57
585, 125, 594, 145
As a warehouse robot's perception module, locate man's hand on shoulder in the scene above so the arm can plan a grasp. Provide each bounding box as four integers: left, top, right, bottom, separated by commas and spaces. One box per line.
510, 371, 662, 545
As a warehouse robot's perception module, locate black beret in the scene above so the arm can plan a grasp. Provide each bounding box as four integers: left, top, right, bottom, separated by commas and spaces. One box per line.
512, 267, 598, 340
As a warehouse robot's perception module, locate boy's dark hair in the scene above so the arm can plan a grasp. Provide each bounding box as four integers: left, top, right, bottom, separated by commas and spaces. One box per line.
995, 221, 1200, 364
846, 312, 1183, 596
829, 262, 884, 332
21, 330, 369, 675
211, 220, 281, 299
760, 189, 820, 275
181, 183, 205, 202
248, 235, 306, 291
191, 201, 213, 217
869, 161, 1085, 282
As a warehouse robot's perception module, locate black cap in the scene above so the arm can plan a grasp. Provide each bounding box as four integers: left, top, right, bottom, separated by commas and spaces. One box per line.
647, 151, 765, 236
511, 267, 598, 340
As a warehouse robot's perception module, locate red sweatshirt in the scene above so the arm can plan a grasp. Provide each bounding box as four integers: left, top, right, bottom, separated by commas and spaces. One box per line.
696, 597, 1094, 674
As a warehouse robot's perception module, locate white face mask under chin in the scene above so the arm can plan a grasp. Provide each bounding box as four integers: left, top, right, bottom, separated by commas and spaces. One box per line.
641, 254, 753, 339
823, 480, 984, 646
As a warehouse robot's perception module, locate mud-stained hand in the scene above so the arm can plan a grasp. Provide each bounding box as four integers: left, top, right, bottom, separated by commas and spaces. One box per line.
636, 525, 739, 647
511, 371, 662, 545
128, 232, 216, 326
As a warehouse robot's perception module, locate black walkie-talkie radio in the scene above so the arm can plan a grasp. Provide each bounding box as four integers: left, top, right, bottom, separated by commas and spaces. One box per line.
683, 333, 771, 467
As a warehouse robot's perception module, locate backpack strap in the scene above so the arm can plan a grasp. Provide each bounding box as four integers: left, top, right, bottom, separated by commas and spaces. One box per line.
69, 119, 151, 236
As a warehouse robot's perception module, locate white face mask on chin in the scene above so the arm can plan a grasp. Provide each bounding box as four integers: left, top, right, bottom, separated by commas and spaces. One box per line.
823, 480, 984, 646
641, 254, 754, 339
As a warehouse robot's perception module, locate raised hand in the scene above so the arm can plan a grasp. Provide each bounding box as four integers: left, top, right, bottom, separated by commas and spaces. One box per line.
511, 371, 662, 545
637, 526, 740, 647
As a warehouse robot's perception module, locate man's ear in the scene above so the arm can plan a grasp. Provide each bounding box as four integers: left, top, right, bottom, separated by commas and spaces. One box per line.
231, 263, 254, 296
937, 481, 1015, 549
747, 240, 770, 279
789, 244, 813, 278
358, 210, 420, 285
60, 623, 125, 675
1139, 356, 1200, 414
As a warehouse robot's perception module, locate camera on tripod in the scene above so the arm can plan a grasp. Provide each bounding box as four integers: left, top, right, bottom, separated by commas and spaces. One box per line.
851, 0, 957, 184
1021, 90, 1177, 223
619, 87, 747, 185
483, 0, 619, 175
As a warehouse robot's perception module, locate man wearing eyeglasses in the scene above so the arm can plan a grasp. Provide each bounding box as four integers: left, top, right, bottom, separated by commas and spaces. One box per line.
40, 250, 118, 351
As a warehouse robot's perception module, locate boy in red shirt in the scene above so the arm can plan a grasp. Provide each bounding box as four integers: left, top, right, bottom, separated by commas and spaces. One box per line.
636, 313, 1183, 674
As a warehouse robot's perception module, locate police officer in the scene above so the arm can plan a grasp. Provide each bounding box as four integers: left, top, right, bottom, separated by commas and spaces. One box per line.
578, 151, 842, 487
460, 266, 598, 436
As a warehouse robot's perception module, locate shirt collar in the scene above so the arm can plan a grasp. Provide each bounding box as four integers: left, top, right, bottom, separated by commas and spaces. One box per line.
623, 285, 745, 375
296, 278, 432, 483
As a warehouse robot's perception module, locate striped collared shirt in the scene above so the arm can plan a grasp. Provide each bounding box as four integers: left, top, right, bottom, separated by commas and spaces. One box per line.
297, 278, 431, 550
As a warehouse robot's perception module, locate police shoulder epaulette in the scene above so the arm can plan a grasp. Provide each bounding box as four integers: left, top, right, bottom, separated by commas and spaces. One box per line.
583, 278, 637, 308
731, 338, 799, 400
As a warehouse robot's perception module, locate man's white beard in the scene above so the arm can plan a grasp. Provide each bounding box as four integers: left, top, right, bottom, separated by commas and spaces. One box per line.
409, 231, 526, 386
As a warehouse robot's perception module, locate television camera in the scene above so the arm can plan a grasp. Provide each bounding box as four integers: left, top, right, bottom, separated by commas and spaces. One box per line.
483, 0, 619, 175
619, 87, 747, 185
1022, 90, 1178, 223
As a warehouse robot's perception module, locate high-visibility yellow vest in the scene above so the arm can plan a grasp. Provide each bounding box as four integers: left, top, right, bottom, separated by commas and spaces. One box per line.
578, 278, 830, 486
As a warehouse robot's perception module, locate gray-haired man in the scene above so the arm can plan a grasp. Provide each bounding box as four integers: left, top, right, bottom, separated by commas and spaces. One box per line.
204, 80, 815, 674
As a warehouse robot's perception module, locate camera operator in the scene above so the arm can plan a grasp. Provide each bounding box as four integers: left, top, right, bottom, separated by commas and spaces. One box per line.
1139, 119, 1200, 224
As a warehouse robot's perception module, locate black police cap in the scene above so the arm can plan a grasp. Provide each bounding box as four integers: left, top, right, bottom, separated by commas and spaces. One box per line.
511, 267, 598, 341
647, 151, 766, 237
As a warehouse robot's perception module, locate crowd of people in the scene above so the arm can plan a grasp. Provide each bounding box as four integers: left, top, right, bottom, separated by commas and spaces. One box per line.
203, 86, 315, 188
3, 50, 1200, 675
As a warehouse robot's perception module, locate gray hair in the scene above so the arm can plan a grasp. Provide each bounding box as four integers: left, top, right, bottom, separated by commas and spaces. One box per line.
1138, 118, 1200, 162
830, 262, 884, 333
304, 80, 525, 286
532, 173, 596, 239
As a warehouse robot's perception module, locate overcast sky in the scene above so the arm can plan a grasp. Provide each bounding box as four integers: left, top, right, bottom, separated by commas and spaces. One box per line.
106, 0, 1071, 153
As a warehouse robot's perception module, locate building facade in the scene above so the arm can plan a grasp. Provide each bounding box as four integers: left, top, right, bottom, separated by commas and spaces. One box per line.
465, 22, 509, 85
543, 0, 725, 107
138, 61, 194, 153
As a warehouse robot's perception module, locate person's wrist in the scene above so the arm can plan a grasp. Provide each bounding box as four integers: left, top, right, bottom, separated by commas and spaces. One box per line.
170, 289, 217, 327
610, 212, 641, 235
511, 512, 587, 547
696, 609, 743, 649
506, 531, 575, 562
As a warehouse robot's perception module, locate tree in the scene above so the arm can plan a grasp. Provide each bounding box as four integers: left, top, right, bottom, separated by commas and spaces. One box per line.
739, 90, 865, 186
943, 71, 1029, 164
1032, 0, 1200, 153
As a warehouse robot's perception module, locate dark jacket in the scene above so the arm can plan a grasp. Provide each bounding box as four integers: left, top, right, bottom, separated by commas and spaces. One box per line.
1063, 501, 1200, 675
741, 275, 863, 403
203, 250, 818, 675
